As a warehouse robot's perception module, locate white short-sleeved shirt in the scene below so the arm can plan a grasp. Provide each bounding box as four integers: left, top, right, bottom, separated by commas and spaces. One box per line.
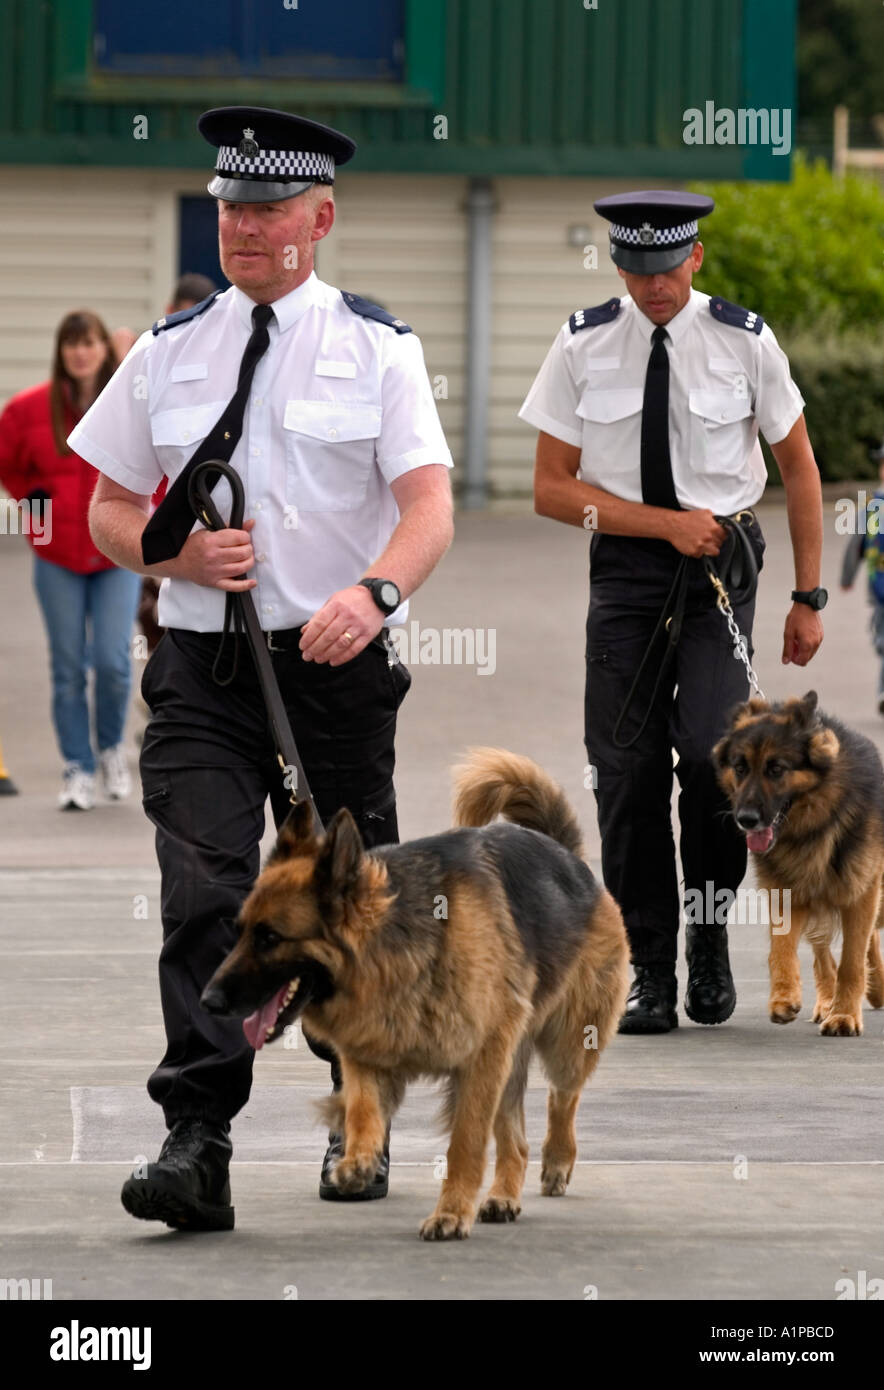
518, 288, 804, 515
69, 273, 453, 632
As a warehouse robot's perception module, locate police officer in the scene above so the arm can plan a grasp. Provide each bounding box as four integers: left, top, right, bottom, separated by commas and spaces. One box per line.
74, 107, 454, 1229
519, 191, 824, 1034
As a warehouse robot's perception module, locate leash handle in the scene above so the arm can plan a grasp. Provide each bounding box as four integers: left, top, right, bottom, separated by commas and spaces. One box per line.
185, 459, 325, 835
609, 511, 763, 750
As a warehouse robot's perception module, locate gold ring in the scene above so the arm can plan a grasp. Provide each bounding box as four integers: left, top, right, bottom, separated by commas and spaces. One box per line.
342, 631, 354, 645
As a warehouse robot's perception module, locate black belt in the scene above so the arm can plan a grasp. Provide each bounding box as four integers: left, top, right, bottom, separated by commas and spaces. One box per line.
185, 459, 324, 835
611, 510, 760, 751
263, 626, 392, 657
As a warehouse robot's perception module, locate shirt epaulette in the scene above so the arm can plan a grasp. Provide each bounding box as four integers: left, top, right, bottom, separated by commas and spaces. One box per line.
569, 298, 621, 333
151, 290, 224, 336
709, 297, 764, 335
341, 292, 412, 334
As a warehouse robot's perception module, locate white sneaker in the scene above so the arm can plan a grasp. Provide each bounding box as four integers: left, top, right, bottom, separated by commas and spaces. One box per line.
99, 744, 131, 800
59, 764, 96, 811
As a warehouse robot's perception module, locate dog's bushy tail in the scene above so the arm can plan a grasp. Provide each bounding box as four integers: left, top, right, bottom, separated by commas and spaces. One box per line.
452, 747, 583, 857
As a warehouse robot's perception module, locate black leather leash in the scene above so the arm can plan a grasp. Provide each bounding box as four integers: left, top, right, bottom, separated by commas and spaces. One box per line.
186, 459, 325, 835
611, 510, 762, 750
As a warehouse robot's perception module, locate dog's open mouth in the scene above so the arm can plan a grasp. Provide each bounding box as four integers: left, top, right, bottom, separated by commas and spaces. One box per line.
244, 976, 307, 1050
743, 802, 791, 856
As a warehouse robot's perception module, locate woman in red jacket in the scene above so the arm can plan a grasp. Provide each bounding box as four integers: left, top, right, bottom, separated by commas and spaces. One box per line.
0, 310, 141, 810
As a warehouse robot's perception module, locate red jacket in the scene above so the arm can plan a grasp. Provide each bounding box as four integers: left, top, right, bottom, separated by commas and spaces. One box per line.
0, 381, 114, 575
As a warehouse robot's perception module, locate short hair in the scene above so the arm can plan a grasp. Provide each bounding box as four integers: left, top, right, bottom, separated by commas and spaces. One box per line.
169, 273, 218, 312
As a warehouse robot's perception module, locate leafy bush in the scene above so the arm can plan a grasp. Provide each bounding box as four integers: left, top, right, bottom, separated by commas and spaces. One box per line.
760, 329, 884, 484
689, 155, 884, 335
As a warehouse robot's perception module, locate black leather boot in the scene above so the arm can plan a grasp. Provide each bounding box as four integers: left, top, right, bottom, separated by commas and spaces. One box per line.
319, 1127, 391, 1202
120, 1117, 234, 1230
618, 965, 678, 1034
684, 923, 737, 1024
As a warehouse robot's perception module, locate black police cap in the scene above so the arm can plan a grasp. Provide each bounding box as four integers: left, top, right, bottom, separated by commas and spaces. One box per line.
198, 106, 356, 203
594, 190, 715, 273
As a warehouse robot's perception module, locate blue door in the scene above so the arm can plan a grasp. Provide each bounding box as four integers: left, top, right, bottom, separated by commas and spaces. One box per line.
178, 196, 229, 291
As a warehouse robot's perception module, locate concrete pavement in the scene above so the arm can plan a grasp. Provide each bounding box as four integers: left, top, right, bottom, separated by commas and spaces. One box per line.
2, 499, 884, 1301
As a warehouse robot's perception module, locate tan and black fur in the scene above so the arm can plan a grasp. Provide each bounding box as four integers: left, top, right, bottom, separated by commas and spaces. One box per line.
713, 691, 884, 1035
202, 749, 629, 1239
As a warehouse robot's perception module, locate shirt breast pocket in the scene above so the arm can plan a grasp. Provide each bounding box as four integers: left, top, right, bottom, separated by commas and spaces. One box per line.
688, 390, 754, 476
149, 401, 226, 474
283, 400, 381, 512
575, 388, 644, 473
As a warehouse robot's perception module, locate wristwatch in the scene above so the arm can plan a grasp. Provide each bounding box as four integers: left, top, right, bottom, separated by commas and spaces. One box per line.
358, 577, 401, 616
791, 587, 828, 611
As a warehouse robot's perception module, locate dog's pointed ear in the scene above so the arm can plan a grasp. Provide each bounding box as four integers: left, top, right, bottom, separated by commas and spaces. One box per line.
314, 807, 364, 905
727, 696, 768, 732
711, 734, 730, 770
800, 690, 819, 723
267, 798, 317, 865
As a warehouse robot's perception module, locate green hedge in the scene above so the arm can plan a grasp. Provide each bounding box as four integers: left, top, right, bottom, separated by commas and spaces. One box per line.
688, 156, 884, 484
690, 155, 884, 335
760, 330, 884, 484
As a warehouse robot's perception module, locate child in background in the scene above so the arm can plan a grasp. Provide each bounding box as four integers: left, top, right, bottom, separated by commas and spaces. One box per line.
841, 443, 884, 714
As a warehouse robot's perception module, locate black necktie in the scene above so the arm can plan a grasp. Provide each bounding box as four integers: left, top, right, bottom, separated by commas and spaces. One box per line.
640, 325, 680, 511
141, 303, 275, 564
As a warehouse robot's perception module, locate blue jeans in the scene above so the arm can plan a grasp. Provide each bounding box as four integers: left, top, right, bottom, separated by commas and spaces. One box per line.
33, 556, 141, 773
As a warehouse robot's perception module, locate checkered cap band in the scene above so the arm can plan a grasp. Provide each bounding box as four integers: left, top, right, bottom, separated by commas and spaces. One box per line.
216, 146, 335, 181
609, 219, 698, 247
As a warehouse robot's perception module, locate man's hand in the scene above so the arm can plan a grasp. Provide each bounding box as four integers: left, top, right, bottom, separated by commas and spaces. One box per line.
300, 584, 385, 665
175, 519, 257, 591
666, 509, 728, 558
782, 603, 823, 666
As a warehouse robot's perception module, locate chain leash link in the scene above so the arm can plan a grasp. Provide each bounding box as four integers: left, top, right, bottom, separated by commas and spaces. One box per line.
705, 570, 766, 700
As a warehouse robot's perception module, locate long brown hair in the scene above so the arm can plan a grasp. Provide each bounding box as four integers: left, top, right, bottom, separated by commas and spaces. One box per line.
50, 310, 117, 455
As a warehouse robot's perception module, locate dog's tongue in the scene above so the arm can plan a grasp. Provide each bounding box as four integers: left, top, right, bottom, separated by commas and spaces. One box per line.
747, 826, 774, 854
243, 984, 288, 1050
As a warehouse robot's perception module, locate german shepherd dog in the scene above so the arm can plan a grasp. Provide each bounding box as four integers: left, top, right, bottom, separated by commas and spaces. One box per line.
713, 691, 884, 1035
202, 749, 629, 1239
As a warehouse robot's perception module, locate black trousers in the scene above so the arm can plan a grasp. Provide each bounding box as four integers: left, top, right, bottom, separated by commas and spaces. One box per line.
138, 626, 411, 1127
584, 528, 763, 968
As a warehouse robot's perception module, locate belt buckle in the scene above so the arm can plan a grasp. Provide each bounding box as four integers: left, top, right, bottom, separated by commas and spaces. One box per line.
734, 509, 755, 526
266, 630, 284, 653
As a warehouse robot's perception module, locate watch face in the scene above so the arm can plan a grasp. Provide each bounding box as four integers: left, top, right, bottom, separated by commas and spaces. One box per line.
815, 587, 828, 611
379, 582, 399, 609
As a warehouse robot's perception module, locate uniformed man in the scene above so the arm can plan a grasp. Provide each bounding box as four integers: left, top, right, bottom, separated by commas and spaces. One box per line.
519, 191, 824, 1034
74, 107, 454, 1230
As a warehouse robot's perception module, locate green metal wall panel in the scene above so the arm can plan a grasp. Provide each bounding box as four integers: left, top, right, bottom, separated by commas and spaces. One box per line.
0, 0, 795, 179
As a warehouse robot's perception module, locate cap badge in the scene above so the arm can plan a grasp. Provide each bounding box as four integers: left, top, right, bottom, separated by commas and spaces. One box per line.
238, 127, 260, 157
638, 222, 656, 246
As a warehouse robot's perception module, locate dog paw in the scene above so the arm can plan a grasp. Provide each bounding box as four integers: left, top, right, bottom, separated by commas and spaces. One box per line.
811, 999, 834, 1024
540, 1166, 571, 1197
769, 998, 801, 1024
819, 1012, 863, 1037
330, 1153, 379, 1194
478, 1196, 521, 1224
419, 1211, 472, 1240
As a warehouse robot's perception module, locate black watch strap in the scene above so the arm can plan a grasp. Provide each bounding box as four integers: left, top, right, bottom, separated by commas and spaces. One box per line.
358, 577, 401, 615
791, 587, 827, 611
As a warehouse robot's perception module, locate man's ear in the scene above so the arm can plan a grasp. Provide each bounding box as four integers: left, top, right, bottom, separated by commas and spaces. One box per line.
266, 798, 317, 865
691, 239, 704, 271
314, 808, 364, 905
